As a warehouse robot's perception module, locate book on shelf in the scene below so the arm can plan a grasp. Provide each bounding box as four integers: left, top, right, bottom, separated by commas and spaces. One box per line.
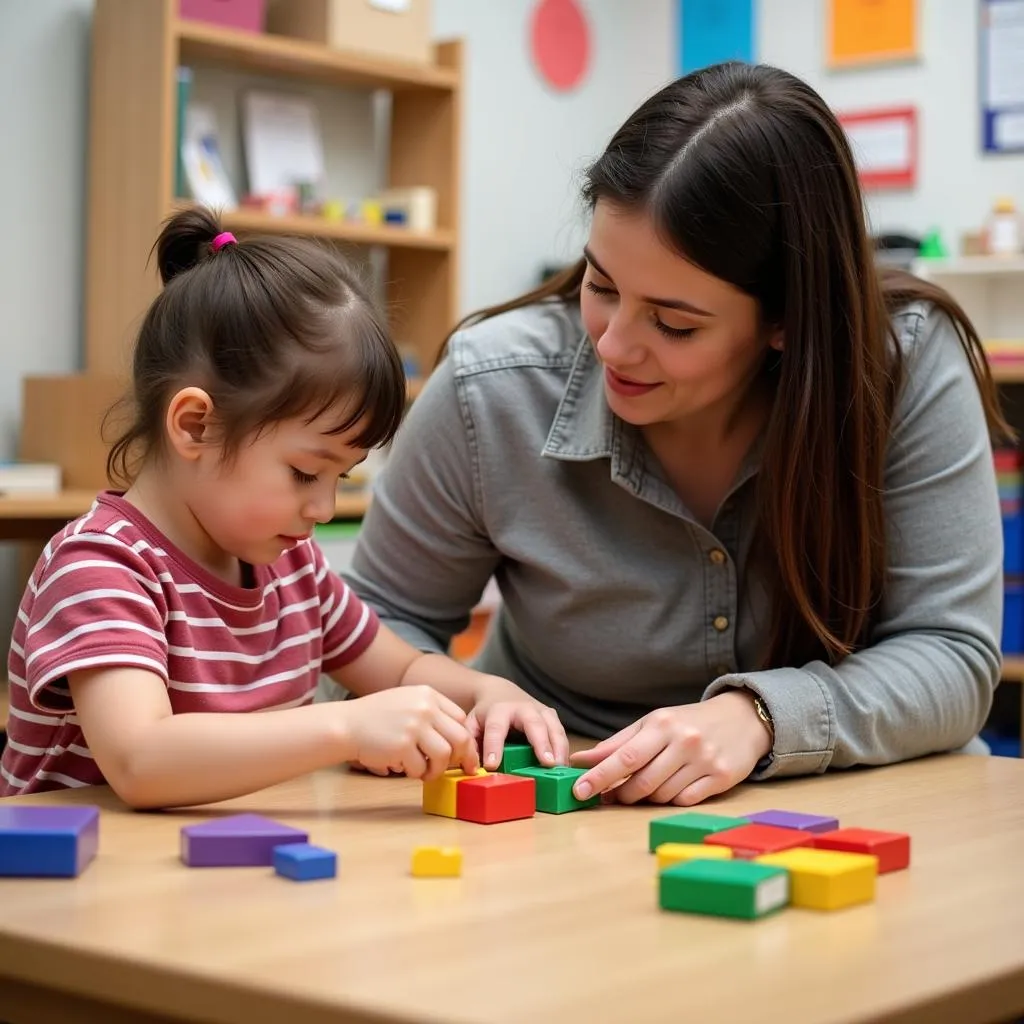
0, 463, 62, 496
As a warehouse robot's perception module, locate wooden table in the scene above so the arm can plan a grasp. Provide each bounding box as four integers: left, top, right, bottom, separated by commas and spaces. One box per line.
1, 756, 1023, 1024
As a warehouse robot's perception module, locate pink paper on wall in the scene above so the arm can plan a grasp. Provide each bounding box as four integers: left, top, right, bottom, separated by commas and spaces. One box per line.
530, 0, 591, 93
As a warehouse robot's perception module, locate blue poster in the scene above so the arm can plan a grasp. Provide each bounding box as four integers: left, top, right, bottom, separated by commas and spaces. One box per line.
679, 0, 755, 74
980, 0, 1024, 153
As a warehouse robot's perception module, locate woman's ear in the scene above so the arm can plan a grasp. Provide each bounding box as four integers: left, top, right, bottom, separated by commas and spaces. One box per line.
768, 327, 784, 352
165, 387, 215, 461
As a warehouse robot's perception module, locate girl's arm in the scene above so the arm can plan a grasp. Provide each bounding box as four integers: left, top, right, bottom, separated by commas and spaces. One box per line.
69, 666, 477, 809
331, 626, 570, 767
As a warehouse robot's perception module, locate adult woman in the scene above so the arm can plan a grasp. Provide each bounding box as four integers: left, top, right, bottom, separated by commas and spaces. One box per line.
343, 61, 1010, 806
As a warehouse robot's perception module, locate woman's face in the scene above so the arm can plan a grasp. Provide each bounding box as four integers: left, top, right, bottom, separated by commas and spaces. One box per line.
580, 201, 779, 430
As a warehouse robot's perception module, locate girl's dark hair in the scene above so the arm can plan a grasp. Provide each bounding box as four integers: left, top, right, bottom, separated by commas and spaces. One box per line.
107, 206, 405, 485
447, 61, 1012, 670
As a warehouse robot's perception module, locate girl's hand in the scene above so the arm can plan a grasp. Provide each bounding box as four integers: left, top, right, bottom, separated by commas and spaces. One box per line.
568, 691, 772, 806
338, 685, 479, 780
466, 677, 570, 770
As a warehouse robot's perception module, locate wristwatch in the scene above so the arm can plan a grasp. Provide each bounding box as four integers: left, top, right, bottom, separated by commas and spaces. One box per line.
751, 694, 775, 746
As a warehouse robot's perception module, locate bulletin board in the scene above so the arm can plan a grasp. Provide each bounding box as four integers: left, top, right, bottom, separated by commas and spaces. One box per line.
980, 0, 1024, 153
837, 106, 918, 190
678, 0, 754, 75
827, 0, 918, 67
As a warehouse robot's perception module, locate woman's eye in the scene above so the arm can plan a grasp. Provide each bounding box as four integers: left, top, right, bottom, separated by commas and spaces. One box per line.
584, 280, 616, 298
654, 321, 698, 340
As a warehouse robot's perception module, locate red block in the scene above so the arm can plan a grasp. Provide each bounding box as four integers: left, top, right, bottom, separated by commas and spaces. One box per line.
456, 773, 535, 824
811, 827, 910, 873
704, 823, 813, 858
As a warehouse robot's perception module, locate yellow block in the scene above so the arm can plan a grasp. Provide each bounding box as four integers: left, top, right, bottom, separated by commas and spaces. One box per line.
422, 767, 488, 818
757, 847, 877, 910
655, 843, 733, 872
411, 846, 462, 877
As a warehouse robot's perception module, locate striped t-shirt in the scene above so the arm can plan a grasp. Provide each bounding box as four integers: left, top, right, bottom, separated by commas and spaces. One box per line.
0, 492, 378, 797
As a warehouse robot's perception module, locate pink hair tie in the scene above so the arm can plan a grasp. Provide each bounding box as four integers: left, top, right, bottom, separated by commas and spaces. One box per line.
211, 231, 237, 252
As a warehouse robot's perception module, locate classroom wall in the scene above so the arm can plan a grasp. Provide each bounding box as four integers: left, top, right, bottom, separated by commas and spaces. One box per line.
759, 0, 1024, 248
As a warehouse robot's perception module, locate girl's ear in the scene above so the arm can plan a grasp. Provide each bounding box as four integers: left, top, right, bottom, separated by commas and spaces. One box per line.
768, 326, 784, 352
166, 387, 215, 461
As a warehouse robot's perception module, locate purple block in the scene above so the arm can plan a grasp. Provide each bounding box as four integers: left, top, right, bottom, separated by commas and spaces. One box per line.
0, 805, 100, 877
745, 809, 839, 833
180, 813, 309, 867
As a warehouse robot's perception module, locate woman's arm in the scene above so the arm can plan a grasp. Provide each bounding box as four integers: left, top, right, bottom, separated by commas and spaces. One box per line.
706, 304, 1003, 776
344, 352, 501, 653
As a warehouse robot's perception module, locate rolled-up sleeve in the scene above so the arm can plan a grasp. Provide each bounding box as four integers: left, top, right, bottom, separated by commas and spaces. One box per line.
705, 305, 1003, 777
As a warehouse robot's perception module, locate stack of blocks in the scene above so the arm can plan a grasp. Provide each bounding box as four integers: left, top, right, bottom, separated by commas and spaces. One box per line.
651, 809, 911, 919
412, 743, 600, 877
180, 813, 337, 882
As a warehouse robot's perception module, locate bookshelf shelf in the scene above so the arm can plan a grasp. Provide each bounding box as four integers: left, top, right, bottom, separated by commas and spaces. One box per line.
220, 209, 454, 251
176, 18, 458, 92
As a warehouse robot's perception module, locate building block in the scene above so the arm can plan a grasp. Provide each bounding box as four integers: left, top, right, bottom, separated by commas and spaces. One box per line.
497, 743, 539, 774
647, 812, 750, 853
704, 823, 814, 859
510, 766, 599, 813
659, 858, 790, 919
411, 845, 462, 877
756, 848, 877, 910
744, 809, 839, 833
180, 813, 308, 867
422, 767, 489, 818
0, 805, 100, 878
272, 843, 337, 882
456, 772, 535, 824
655, 842, 733, 872
811, 827, 911, 873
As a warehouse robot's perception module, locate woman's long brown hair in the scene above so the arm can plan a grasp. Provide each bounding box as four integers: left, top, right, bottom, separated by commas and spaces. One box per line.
445, 62, 1012, 671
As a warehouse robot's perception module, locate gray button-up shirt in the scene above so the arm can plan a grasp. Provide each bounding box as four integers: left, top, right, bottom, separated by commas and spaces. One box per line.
345, 298, 1002, 777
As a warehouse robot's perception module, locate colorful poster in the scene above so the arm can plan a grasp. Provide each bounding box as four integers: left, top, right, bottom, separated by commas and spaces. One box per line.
981, 0, 1024, 153
827, 0, 918, 67
678, 0, 755, 75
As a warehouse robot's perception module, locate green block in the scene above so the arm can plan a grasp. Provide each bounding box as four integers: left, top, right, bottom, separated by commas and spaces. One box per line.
659, 859, 790, 919
511, 766, 599, 813
497, 743, 539, 774
648, 812, 750, 852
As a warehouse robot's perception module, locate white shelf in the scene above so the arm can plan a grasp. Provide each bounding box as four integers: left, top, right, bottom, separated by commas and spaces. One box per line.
913, 256, 1024, 277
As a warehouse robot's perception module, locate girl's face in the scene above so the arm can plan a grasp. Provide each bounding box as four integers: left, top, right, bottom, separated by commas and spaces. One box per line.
580, 202, 780, 431
185, 406, 367, 568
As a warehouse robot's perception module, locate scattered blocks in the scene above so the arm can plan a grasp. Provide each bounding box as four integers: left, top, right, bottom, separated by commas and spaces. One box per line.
272, 843, 337, 882
756, 848, 877, 910
411, 845, 462, 877
655, 842, 733, 872
180, 814, 308, 867
648, 812, 750, 853
456, 772, 535, 824
659, 858, 790, 919
497, 743, 539, 774
704, 823, 813, 859
510, 766, 599, 814
744, 809, 839, 833
0, 805, 100, 878
422, 767, 489, 818
811, 827, 911, 873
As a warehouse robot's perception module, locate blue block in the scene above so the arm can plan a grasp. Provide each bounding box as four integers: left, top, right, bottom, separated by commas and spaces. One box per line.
0, 805, 100, 877
272, 842, 337, 882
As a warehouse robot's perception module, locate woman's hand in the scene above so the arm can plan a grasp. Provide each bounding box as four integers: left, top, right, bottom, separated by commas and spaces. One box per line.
568, 691, 772, 806
466, 677, 570, 770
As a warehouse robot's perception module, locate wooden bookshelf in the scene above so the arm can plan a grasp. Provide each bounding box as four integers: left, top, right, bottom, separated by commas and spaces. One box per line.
84, 0, 462, 376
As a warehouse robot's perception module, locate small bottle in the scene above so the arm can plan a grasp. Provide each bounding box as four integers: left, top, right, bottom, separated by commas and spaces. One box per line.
986, 197, 1022, 256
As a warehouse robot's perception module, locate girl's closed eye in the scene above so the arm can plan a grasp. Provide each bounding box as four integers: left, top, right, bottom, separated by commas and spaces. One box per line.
653, 319, 698, 340
584, 280, 615, 298
291, 467, 319, 485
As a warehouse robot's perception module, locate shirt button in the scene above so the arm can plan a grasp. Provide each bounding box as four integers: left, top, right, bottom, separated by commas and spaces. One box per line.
713, 615, 729, 632
709, 549, 726, 565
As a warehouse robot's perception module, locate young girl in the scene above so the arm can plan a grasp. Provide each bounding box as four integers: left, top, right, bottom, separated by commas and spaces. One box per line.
0, 207, 568, 808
